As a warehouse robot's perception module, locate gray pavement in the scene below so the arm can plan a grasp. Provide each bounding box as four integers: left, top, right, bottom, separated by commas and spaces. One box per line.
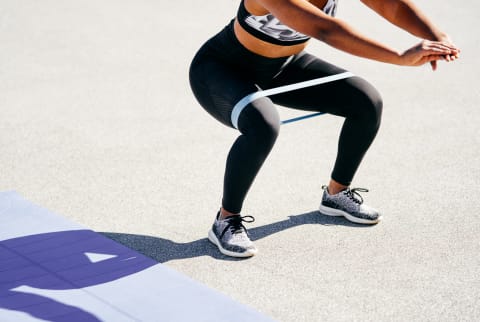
1, 0, 479, 321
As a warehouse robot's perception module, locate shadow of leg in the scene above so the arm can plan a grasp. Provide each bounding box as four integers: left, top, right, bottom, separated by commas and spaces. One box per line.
101, 210, 370, 262
0, 290, 102, 322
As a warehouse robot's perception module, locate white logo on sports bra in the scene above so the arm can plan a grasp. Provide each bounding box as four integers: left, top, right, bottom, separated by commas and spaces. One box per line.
323, 0, 338, 16
245, 14, 309, 41
244, 0, 338, 42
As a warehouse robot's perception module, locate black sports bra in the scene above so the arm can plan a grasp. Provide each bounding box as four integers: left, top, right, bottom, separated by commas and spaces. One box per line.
237, 0, 338, 46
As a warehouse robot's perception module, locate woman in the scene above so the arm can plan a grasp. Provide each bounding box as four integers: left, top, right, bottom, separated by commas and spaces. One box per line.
189, 0, 459, 258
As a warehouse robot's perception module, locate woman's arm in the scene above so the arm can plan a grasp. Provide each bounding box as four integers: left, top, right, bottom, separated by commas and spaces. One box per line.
361, 0, 446, 41
360, 0, 459, 69
255, 0, 458, 68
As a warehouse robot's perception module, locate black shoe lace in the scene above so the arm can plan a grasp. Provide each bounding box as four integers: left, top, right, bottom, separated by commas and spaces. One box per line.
344, 187, 369, 205
221, 215, 255, 238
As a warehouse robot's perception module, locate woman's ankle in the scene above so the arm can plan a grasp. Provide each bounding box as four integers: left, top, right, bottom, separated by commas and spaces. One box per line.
219, 207, 239, 220
328, 179, 349, 195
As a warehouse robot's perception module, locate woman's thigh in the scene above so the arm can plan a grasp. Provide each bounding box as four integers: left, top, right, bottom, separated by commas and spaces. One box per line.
269, 52, 382, 118
189, 54, 279, 131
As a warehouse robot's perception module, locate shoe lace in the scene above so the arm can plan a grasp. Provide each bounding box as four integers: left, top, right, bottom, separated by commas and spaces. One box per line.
344, 187, 369, 205
221, 215, 255, 237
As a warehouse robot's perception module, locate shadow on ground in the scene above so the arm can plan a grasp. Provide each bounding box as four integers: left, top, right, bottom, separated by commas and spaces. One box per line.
101, 210, 371, 263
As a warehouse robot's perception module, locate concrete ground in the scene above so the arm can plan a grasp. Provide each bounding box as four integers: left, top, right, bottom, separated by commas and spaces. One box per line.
1, 0, 479, 321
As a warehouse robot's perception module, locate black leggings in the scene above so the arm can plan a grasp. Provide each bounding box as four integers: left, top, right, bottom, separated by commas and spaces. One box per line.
189, 21, 383, 214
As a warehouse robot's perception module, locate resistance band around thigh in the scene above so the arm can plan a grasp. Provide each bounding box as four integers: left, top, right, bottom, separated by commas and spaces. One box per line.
230, 71, 354, 129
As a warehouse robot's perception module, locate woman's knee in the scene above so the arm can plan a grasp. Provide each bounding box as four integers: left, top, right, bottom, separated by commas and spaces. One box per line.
237, 98, 280, 147
352, 78, 383, 130
366, 90, 383, 129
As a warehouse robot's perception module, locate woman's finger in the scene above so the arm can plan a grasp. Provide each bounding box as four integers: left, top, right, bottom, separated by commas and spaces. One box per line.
421, 40, 459, 54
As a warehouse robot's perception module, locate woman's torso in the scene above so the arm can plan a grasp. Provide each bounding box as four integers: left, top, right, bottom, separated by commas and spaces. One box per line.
234, 0, 337, 58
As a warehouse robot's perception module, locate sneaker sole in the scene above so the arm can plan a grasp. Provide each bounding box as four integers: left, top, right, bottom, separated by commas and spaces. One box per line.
319, 204, 382, 225
207, 229, 257, 258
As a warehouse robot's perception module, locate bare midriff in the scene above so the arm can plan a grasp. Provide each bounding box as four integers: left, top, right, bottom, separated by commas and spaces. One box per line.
233, 18, 309, 58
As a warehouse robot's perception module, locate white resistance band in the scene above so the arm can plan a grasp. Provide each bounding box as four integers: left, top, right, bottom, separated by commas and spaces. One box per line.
231, 71, 354, 129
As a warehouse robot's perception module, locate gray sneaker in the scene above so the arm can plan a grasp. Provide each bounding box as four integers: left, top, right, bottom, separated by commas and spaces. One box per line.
208, 212, 258, 257
319, 185, 382, 224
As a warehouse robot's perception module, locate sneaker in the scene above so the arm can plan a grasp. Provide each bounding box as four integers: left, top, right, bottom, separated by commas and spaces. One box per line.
208, 212, 258, 258
318, 185, 382, 224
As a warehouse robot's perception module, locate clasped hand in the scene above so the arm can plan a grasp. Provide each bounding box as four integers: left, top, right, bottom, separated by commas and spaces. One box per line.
400, 37, 460, 70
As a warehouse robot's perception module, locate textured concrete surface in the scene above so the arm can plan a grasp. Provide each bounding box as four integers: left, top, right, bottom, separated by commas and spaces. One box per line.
1, 0, 479, 321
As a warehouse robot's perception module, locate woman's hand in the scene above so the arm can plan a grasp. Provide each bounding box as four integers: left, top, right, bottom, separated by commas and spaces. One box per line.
400, 39, 460, 71
432, 35, 460, 70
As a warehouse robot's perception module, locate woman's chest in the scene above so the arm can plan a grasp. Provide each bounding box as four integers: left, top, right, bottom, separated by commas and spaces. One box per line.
246, 0, 333, 16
